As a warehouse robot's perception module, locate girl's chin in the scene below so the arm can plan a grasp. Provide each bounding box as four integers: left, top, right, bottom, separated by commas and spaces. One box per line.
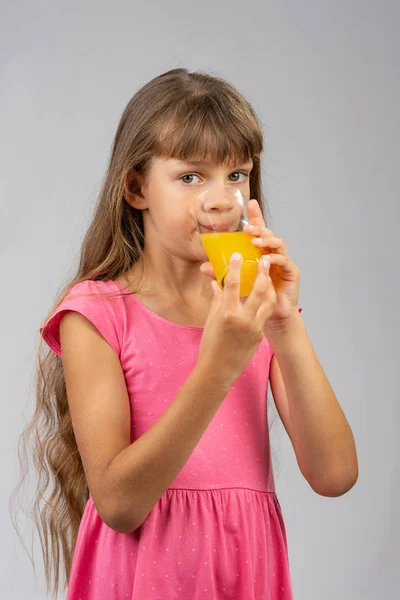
197, 250, 208, 262
190, 234, 208, 261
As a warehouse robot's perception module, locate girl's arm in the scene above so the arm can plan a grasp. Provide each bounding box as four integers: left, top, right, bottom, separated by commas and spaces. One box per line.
59, 311, 235, 534
267, 313, 358, 496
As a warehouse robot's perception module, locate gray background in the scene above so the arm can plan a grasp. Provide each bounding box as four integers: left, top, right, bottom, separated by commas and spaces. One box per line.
1, 0, 399, 598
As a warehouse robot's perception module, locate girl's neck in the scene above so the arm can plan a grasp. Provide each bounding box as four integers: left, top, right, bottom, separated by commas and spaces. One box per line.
115, 258, 213, 328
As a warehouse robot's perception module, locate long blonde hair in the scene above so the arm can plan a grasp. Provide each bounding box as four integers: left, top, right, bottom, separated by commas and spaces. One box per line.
12, 68, 268, 598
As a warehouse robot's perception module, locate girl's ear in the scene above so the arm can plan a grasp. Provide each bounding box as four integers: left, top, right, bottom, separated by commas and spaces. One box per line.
124, 169, 148, 209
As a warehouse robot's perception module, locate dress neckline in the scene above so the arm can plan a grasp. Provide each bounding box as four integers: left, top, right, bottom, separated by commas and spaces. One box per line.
110, 279, 205, 331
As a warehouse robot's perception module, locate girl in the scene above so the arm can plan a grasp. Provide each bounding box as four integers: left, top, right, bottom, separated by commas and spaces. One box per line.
16, 68, 358, 599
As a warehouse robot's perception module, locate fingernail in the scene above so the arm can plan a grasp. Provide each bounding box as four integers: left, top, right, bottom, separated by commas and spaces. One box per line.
262, 255, 270, 269
231, 252, 242, 261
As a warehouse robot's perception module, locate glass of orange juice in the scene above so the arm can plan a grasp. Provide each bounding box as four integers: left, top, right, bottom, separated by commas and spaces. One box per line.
192, 186, 262, 297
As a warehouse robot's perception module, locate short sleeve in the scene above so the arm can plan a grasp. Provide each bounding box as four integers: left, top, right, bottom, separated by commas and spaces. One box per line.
40, 280, 121, 357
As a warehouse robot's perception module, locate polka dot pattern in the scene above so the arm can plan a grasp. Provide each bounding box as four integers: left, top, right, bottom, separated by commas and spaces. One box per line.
41, 280, 294, 599
67, 489, 293, 599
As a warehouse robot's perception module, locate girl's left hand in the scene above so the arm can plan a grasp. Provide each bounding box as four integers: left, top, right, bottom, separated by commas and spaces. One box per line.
199, 199, 301, 326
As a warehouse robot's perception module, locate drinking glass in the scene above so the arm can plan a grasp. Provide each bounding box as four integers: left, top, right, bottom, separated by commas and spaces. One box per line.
192, 186, 262, 297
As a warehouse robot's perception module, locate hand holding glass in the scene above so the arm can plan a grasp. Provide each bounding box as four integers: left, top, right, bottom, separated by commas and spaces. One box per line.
193, 187, 262, 297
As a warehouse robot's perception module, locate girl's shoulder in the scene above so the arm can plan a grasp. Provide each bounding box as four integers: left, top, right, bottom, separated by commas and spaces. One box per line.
65, 278, 120, 296
40, 279, 126, 357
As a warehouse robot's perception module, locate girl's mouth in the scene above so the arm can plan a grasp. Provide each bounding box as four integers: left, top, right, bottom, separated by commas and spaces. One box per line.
199, 223, 231, 233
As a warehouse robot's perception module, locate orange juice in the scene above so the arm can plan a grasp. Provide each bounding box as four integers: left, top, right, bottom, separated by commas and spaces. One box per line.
200, 231, 262, 297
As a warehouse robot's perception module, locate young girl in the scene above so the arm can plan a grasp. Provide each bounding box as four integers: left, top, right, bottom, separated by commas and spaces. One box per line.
18, 68, 358, 599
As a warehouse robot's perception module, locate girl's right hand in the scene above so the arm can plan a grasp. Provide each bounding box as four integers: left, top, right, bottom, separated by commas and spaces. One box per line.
197, 253, 276, 384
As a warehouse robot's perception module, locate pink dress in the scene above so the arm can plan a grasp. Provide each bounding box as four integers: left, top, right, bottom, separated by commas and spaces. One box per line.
41, 279, 295, 600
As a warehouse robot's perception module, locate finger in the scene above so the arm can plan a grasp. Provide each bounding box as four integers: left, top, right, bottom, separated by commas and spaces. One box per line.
247, 199, 266, 228
206, 279, 223, 317
256, 274, 277, 324
243, 223, 276, 243
252, 235, 289, 257
199, 261, 217, 280
202, 278, 223, 328
243, 223, 273, 236
210, 279, 223, 299
222, 252, 242, 311
243, 254, 271, 317
267, 253, 297, 275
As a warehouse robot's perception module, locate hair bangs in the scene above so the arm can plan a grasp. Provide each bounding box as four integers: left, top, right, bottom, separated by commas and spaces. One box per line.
154, 97, 262, 166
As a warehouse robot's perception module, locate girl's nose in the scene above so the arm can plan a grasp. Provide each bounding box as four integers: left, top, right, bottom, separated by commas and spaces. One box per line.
201, 186, 235, 213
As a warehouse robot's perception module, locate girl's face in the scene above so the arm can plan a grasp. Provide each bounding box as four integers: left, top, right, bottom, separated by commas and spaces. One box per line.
134, 155, 254, 262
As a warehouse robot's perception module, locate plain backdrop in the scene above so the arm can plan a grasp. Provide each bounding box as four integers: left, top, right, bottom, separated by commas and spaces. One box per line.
1, 1, 399, 598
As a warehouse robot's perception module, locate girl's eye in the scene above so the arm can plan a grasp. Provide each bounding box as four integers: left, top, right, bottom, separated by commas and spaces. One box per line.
229, 171, 248, 183
180, 171, 248, 185
180, 174, 200, 185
